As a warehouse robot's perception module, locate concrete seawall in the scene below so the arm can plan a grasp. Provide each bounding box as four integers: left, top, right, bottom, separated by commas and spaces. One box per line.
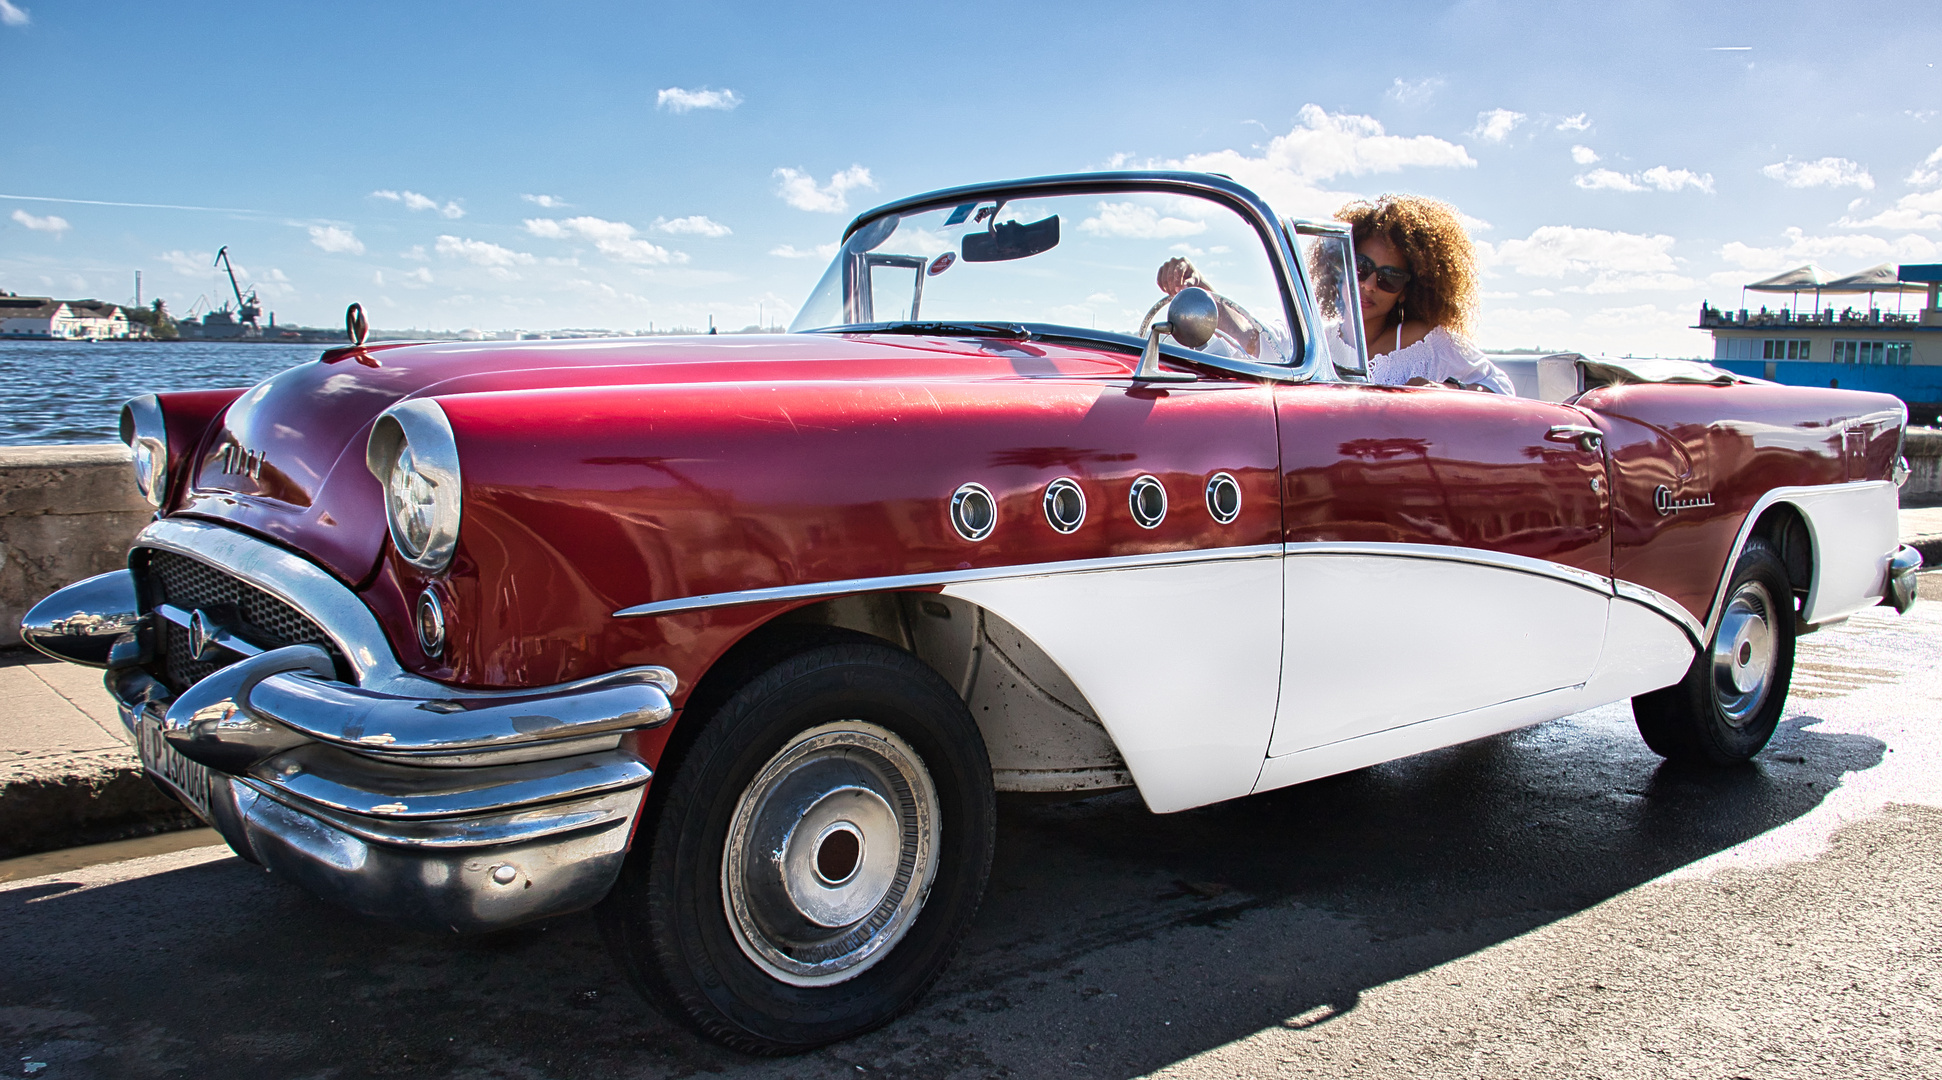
0, 445, 153, 649
1907, 428, 1942, 506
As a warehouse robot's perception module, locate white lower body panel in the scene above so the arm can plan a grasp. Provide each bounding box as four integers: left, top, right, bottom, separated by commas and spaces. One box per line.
944, 555, 1283, 814
1253, 588, 1695, 795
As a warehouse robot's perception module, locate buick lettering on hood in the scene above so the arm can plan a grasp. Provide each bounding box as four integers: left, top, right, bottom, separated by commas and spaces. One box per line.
21, 173, 1924, 1053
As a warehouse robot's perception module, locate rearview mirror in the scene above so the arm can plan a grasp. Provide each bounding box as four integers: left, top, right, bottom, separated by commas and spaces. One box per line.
961, 216, 1060, 262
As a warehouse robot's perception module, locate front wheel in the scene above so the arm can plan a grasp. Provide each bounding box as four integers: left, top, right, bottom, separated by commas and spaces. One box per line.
1632, 536, 1796, 765
600, 641, 996, 1054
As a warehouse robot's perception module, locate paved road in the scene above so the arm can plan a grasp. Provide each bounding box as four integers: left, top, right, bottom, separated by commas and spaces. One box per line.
5, 583, 1941, 1079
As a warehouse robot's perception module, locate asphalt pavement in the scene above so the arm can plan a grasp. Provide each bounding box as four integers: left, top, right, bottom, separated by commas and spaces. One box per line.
3, 582, 1940, 1079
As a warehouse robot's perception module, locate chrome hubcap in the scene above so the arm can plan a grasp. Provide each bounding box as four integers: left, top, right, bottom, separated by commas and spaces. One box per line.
1711, 580, 1777, 727
722, 722, 939, 986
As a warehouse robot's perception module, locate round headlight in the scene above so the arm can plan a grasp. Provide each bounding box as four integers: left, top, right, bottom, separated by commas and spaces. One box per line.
119, 394, 169, 507
366, 400, 462, 572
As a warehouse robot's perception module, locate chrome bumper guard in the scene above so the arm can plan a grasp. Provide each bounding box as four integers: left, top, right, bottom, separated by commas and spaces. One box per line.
1884, 544, 1923, 615
25, 524, 676, 935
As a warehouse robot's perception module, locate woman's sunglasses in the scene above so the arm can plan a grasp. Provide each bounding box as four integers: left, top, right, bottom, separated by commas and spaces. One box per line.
1355, 254, 1412, 294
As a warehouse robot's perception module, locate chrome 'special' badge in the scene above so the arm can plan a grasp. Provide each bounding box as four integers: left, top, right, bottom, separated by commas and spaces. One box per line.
1653, 485, 1715, 516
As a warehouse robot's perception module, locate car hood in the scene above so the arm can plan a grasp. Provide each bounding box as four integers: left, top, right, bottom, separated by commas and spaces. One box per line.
177, 333, 1138, 584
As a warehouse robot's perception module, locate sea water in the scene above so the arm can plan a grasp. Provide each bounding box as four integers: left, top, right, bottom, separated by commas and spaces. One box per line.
0, 341, 326, 445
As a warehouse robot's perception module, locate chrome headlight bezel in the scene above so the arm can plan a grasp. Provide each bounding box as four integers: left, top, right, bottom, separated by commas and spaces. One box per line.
365, 399, 463, 573
119, 394, 169, 507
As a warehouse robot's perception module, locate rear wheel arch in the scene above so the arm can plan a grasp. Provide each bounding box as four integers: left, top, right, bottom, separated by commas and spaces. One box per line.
1749, 502, 1814, 620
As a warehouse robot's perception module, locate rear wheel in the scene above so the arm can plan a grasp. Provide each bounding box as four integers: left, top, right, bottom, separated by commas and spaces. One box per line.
1632, 537, 1795, 765
600, 641, 995, 1054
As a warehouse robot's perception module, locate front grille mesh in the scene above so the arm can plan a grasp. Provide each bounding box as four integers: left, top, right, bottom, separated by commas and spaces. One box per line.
142, 549, 342, 693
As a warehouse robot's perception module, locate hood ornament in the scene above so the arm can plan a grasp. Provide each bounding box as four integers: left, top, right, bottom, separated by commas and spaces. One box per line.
346, 303, 369, 347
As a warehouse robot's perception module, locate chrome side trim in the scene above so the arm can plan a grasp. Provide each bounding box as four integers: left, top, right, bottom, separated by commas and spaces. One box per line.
613, 543, 1285, 619
133, 518, 677, 699
1613, 580, 1706, 645
1281, 541, 1615, 598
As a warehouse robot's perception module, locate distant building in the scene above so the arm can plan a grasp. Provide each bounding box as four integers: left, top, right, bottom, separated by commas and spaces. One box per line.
0, 295, 131, 340
1699, 263, 1942, 422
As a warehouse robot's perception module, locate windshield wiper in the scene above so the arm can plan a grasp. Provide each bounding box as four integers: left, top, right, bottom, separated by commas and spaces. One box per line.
869, 321, 1033, 340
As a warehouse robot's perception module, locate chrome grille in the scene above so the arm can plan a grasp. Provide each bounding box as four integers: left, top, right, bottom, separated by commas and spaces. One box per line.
142, 549, 343, 692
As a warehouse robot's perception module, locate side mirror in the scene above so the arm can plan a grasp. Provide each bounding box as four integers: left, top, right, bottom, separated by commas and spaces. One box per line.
1131, 287, 1216, 382
1164, 287, 1218, 350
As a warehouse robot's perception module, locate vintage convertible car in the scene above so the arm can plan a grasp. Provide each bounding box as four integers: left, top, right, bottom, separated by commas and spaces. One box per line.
22, 172, 1923, 1052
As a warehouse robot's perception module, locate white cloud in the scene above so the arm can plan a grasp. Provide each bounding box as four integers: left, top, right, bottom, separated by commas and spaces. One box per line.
435, 235, 535, 267
1556, 113, 1592, 132
1761, 157, 1874, 190
1488, 225, 1682, 287
774, 166, 876, 213
1079, 201, 1207, 239
11, 209, 68, 235
655, 215, 731, 237
0, 0, 28, 27
770, 242, 840, 259
1839, 188, 1942, 231
1719, 226, 1939, 270
522, 216, 685, 263
1471, 109, 1526, 143
1574, 166, 1714, 194
158, 250, 212, 276
1906, 146, 1942, 187
1157, 104, 1475, 219
1385, 77, 1444, 106
657, 87, 742, 113
1575, 169, 1643, 192
307, 225, 365, 254
371, 189, 465, 218
1571, 145, 1600, 165
522, 194, 569, 208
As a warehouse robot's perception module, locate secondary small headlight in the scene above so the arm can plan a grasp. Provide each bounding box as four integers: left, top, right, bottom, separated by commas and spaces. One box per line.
366, 399, 462, 572
119, 394, 169, 507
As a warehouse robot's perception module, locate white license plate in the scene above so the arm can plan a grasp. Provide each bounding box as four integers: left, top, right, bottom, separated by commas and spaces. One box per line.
137, 715, 215, 822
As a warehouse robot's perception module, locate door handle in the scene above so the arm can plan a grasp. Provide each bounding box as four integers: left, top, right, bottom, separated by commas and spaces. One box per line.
1546, 424, 1603, 451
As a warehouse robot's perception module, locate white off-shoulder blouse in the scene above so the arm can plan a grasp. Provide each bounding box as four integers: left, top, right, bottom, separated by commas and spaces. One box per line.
1367, 325, 1516, 395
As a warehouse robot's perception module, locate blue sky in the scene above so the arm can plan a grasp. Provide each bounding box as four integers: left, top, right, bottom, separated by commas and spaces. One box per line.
3, 0, 1940, 356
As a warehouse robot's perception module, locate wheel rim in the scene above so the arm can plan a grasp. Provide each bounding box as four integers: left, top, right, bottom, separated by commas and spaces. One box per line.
1710, 580, 1777, 727
722, 722, 939, 987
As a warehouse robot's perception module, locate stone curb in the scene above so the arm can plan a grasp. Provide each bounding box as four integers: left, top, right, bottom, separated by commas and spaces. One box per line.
0, 746, 200, 861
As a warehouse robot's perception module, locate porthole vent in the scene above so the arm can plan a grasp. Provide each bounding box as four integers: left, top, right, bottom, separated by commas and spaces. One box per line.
1128, 475, 1167, 530
951, 482, 997, 541
1042, 478, 1086, 534
1205, 472, 1242, 524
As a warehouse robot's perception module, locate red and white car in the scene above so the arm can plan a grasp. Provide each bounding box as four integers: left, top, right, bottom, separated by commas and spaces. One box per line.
23, 172, 1923, 1052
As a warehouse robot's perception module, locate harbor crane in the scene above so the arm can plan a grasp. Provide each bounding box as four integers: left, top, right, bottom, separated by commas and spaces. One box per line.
213, 246, 262, 331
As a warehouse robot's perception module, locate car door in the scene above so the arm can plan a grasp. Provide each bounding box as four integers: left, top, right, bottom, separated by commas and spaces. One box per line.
1266, 381, 1613, 758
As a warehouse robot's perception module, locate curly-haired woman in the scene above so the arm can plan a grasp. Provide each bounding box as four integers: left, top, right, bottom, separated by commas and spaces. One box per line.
1328, 194, 1512, 394
1158, 193, 1512, 393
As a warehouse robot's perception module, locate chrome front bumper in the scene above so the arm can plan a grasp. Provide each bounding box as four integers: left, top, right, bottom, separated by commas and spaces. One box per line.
25, 520, 676, 934
1885, 544, 1923, 615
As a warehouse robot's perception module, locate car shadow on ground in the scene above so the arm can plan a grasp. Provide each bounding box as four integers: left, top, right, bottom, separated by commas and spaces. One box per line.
0, 702, 1886, 1079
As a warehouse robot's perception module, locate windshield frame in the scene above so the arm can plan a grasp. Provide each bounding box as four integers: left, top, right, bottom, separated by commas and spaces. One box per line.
821, 171, 1331, 384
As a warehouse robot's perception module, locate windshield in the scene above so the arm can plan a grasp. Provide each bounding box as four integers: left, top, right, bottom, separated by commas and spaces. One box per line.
790, 189, 1299, 364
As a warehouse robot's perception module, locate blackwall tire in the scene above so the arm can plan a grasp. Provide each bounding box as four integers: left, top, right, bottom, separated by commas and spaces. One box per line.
1632, 537, 1795, 766
600, 641, 996, 1054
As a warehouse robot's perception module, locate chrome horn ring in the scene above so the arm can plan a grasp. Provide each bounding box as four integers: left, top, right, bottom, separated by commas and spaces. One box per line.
722, 722, 940, 987
1710, 579, 1777, 727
